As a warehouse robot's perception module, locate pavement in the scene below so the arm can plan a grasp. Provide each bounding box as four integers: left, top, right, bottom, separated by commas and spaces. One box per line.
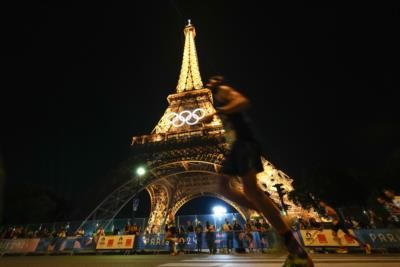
1, 253, 400, 267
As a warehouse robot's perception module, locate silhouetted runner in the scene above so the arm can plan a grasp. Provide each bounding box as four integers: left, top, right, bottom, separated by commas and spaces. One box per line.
204, 76, 314, 267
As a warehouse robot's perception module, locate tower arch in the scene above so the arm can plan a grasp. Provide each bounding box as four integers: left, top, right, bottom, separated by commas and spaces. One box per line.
170, 192, 247, 220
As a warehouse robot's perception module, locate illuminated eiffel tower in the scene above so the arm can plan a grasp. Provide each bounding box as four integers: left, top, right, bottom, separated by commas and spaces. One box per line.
80, 21, 316, 233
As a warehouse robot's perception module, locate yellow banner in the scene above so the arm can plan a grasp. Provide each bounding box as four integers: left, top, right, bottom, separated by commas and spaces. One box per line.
96, 235, 135, 250
300, 229, 360, 247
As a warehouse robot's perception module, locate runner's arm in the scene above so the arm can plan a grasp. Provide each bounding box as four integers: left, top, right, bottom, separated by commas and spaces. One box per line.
217, 86, 250, 114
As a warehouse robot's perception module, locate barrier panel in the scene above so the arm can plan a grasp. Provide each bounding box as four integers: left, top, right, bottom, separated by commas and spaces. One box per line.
136, 231, 280, 251
96, 235, 135, 250
0, 231, 281, 254
354, 229, 400, 249
35, 236, 96, 253
0, 238, 40, 254
299, 229, 359, 247
1, 228, 399, 254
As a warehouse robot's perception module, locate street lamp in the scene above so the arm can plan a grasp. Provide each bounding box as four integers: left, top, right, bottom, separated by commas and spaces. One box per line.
212, 206, 227, 230
212, 206, 227, 217
136, 166, 146, 176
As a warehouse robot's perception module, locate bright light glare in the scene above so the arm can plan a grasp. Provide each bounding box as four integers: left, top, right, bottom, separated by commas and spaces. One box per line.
136, 166, 146, 176
212, 206, 227, 216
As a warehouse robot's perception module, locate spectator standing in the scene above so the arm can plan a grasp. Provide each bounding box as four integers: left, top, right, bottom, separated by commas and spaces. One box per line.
165, 213, 178, 256
232, 219, 244, 253
124, 222, 131, 235
195, 221, 203, 254
259, 222, 270, 253
75, 228, 85, 237
186, 221, 194, 233
377, 196, 400, 227
96, 227, 105, 237
205, 221, 216, 254
222, 218, 233, 254
383, 189, 400, 208
177, 225, 186, 254
308, 218, 322, 230
365, 209, 384, 229
58, 227, 67, 239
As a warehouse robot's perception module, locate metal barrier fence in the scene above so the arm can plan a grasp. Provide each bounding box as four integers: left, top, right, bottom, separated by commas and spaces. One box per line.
0, 213, 245, 238
0, 218, 147, 238
1, 228, 400, 255
0, 230, 281, 255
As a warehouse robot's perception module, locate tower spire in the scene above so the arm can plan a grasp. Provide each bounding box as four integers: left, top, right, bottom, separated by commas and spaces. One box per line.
176, 21, 203, 92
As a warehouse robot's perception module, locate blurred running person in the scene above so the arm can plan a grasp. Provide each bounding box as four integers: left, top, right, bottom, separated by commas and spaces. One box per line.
204, 76, 313, 266
319, 201, 371, 254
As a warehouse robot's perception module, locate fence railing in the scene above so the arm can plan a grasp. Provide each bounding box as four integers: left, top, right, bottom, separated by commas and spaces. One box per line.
0, 213, 245, 239
1, 228, 400, 255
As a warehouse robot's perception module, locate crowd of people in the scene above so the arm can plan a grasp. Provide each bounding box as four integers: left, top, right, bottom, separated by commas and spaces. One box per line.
1, 188, 399, 255
376, 189, 400, 227
164, 212, 273, 255
0, 221, 144, 240
159, 188, 400, 256
294, 188, 400, 230
0, 224, 71, 240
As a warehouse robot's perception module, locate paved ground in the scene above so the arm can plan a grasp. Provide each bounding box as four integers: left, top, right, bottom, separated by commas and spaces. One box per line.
1, 253, 400, 267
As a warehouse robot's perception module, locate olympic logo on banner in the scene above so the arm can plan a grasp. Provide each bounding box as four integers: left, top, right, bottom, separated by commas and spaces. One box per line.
166, 108, 206, 127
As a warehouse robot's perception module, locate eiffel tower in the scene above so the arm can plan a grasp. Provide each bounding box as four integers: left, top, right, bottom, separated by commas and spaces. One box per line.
79, 21, 316, 233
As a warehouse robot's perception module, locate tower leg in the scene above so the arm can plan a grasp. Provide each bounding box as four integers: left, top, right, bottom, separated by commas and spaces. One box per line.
146, 183, 170, 233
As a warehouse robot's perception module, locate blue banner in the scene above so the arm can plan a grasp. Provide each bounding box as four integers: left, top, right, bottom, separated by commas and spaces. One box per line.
354, 229, 400, 249
0, 231, 282, 254
135, 231, 279, 251
35, 236, 96, 252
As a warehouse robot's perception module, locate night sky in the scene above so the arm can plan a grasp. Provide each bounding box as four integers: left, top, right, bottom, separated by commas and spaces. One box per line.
2, 2, 399, 224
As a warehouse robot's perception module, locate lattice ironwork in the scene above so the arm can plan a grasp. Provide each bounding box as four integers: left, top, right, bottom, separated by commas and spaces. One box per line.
152, 89, 222, 134
78, 160, 224, 231
176, 22, 203, 93
80, 22, 318, 233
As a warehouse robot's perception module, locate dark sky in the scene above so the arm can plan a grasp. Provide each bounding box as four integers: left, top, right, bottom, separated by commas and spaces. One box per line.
2, 2, 399, 222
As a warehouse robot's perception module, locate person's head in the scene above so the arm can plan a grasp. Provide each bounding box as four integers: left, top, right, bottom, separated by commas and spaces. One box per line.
383, 189, 395, 199
377, 196, 387, 204
206, 75, 225, 92
367, 209, 375, 216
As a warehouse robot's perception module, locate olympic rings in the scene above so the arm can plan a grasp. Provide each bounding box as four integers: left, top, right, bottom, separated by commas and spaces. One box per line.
166, 108, 206, 127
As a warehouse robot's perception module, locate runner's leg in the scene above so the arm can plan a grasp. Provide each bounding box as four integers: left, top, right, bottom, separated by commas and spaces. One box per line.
219, 174, 259, 211
241, 170, 290, 234
339, 224, 371, 254
241, 169, 313, 266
